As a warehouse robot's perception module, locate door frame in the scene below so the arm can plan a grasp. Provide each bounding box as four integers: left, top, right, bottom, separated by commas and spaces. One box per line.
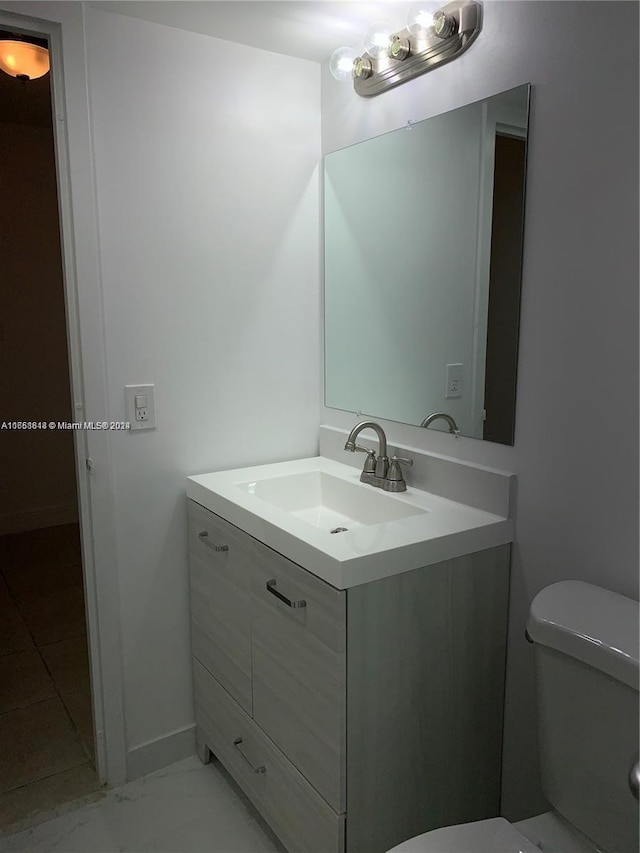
0, 3, 127, 785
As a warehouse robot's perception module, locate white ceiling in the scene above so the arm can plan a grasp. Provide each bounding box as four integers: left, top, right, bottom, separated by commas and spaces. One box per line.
88, 1, 414, 63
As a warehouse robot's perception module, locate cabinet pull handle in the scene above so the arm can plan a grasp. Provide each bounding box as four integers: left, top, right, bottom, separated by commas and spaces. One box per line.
198, 531, 229, 552
630, 761, 640, 800
233, 737, 266, 774
266, 579, 306, 609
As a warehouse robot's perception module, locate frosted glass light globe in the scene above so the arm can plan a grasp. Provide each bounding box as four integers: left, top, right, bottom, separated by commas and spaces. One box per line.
329, 46, 357, 81
363, 21, 394, 59
0, 40, 49, 80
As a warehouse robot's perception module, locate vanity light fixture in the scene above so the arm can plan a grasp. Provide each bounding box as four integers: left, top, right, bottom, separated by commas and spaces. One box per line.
363, 20, 395, 60
329, 0, 481, 97
407, 3, 438, 37
0, 34, 50, 81
329, 46, 359, 81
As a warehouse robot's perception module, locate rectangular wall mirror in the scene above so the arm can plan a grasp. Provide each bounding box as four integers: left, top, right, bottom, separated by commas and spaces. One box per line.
324, 84, 530, 445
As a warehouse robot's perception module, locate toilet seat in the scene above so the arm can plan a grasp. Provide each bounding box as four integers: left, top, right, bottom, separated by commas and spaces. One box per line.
386, 817, 541, 853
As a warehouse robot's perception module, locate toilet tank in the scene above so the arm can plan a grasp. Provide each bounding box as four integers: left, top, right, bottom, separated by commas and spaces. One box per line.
527, 581, 639, 853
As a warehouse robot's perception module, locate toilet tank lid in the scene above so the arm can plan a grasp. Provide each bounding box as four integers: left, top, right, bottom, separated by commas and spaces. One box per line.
527, 581, 639, 690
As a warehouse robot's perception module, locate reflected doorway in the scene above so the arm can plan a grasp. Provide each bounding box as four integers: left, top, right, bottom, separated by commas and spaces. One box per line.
484, 131, 527, 444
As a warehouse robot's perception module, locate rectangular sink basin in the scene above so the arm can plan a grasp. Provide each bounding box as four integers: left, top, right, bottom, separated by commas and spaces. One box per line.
237, 471, 427, 531
186, 456, 513, 590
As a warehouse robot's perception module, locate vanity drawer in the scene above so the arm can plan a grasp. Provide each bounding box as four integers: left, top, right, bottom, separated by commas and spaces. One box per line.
251, 549, 347, 813
194, 659, 345, 853
188, 501, 253, 714
193, 658, 263, 803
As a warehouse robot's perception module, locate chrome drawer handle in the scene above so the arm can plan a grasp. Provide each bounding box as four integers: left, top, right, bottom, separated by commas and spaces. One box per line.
233, 737, 266, 774
266, 579, 306, 609
198, 531, 228, 552
629, 761, 639, 800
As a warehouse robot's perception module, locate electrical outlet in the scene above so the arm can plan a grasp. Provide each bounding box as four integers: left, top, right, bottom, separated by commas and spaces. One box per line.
125, 384, 156, 430
445, 364, 463, 399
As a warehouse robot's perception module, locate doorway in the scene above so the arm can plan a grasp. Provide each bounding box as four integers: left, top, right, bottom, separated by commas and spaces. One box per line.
0, 7, 128, 803
0, 27, 100, 831
483, 130, 527, 444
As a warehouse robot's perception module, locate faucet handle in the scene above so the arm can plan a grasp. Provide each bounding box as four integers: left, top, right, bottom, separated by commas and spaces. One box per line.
361, 449, 377, 475
344, 439, 374, 453
390, 455, 413, 468
383, 456, 413, 493
352, 444, 375, 456
350, 445, 378, 482
346, 443, 377, 465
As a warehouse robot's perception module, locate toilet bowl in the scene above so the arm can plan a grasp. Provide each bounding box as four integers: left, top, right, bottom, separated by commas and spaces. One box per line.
388, 811, 601, 853
386, 817, 539, 852
387, 581, 640, 853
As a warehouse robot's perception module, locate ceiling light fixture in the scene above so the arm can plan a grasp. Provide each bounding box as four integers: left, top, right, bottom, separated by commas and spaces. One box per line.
329, 0, 482, 97
0, 34, 50, 81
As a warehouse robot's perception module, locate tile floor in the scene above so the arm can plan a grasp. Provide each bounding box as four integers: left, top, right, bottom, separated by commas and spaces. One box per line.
1, 756, 285, 853
0, 527, 284, 852
0, 525, 100, 833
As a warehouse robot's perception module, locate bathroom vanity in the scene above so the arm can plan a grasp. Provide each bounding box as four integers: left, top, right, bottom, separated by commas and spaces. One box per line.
186, 440, 514, 853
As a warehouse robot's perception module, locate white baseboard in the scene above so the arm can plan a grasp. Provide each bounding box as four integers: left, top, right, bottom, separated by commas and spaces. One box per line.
126, 723, 196, 782
0, 503, 79, 535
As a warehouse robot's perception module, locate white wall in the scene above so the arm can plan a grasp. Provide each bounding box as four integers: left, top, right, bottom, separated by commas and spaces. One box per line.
320, 0, 639, 820
83, 8, 321, 772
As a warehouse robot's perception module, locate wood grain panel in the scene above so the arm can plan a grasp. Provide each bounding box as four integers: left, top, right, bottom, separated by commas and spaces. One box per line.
251, 551, 347, 813
194, 659, 345, 853
345, 545, 511, 853
188, 501, 253, 714
194, 658, 265, 803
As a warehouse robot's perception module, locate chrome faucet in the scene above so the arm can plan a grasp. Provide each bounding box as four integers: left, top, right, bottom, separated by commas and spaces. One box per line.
420, 412, 460, 436
344, 421, 389, 486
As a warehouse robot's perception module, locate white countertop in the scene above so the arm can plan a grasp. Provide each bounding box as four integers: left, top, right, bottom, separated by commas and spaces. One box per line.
186, 456, 514, 590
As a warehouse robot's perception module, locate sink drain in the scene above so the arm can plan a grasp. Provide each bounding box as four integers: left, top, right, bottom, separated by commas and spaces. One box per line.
330, 527, 348, 534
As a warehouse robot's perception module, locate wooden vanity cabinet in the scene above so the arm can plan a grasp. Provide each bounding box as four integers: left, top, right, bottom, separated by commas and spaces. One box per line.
188, 499, 510, 853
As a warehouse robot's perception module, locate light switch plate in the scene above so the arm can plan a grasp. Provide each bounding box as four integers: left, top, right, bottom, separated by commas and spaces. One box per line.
125, 384, 156, 430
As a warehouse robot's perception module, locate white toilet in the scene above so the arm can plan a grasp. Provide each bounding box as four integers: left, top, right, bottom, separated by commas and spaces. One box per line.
388, 580, 640, 853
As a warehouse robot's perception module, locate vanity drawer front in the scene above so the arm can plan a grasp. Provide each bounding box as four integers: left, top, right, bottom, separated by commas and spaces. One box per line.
188, 501, 252, 714
194, 658, 345, 853
193, 658, 263, 803
251, 551, 347, 813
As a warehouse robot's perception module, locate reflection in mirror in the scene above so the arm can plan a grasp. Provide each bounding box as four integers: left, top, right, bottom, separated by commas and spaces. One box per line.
324, 84, 530, 445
